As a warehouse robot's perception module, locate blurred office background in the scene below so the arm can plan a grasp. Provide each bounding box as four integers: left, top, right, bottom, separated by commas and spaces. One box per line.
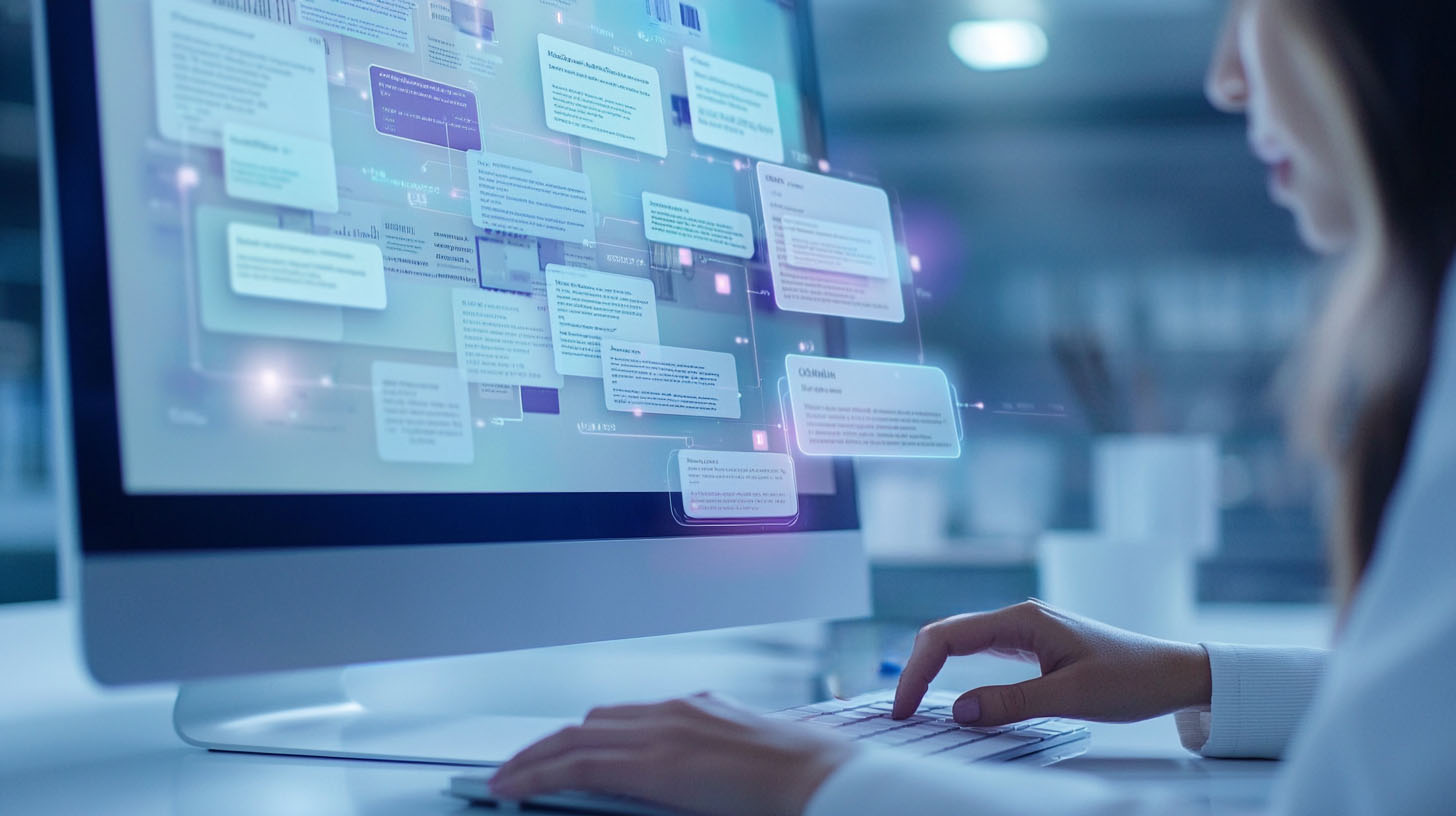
0, 0, 1323, 606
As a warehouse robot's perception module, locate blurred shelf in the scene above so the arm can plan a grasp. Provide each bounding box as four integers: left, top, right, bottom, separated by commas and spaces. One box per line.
0, 546, 55, 604
0, 227, 39, 283
0, 489, 55, 548
0, 102, 36, 163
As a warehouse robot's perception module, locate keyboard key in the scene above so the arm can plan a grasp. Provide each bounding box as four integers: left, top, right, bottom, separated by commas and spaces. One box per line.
964, 724, 1013, 735
869, 728, 948, 747
939, 732, 1046, 762
837, 718, 910, 738
1008, 718, 1053, 731
1018, 726, 1072, 739
770, 695, 1084, 767
904, 731, 984, 755
805, 713, 862, 726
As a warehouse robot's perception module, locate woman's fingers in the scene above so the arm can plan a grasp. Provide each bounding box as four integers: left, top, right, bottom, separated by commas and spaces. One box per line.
954, 674, 1074, 726
497, 721, 646, 775
490, 749, 642, 801
892, 604, 1040, 719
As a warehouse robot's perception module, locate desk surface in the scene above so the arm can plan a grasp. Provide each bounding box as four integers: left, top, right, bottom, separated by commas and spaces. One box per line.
1, 601, 1329, 815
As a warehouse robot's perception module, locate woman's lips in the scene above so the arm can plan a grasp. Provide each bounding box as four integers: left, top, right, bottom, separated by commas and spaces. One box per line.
1268, 158, 1294, 198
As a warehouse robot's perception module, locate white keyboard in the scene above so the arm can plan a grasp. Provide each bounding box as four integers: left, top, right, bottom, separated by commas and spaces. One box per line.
448, 691, 1089, 814
766, 690, 1090, 764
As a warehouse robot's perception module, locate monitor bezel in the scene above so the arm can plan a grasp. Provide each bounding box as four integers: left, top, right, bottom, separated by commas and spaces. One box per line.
49, 0, 860, 554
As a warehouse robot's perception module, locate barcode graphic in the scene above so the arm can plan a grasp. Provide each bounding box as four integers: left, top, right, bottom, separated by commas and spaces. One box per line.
679, 3, 702, 31
208, 0, 295, 24
646, 0, 672, 24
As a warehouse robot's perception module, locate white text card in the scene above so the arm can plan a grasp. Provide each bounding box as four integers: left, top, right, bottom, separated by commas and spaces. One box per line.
679, 450, 798, 520
781, 215, 889, 280
758, 164, 904, 323
603, 340, 740, 419
683, 48, 784, 163
152, 0, 332, 148
545, 265, 660, 378
538, 34, 668, 157
224, 123, 340, 214
298, 0, 415, 52
642, 192, 755, 259
468, 151, 595, 245
785, 355, 960, 458
452, 287, 564, 389
228, 224, 386, 310
371, 361, 474, 464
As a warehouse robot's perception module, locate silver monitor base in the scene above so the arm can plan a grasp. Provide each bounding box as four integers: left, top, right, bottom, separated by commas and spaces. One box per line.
173, 669, 572, 765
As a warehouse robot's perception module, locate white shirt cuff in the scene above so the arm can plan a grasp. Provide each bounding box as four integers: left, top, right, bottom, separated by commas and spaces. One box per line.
1175, 642, 1327, 759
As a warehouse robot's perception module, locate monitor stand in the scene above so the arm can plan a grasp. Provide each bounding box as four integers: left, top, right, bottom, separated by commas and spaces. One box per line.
173, 668, 572, 765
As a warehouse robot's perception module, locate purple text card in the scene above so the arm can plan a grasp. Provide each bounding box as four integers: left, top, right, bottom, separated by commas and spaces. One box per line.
370, 66, 482, 151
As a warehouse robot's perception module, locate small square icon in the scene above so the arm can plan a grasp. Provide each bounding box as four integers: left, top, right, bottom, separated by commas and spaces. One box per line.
752, 430, 769, 451
678, 247, 694, 267
714, 272, 732, 295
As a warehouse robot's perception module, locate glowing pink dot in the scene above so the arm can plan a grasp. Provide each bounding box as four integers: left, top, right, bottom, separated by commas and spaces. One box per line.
176, 165, 200, 190
910, 254, 923, 273
556, 11, 563, 23
817, 159, 831, 173
632, 407, 644, 418
732, 159, 744, 171
714, 272, 732, 295
678, 247, 694, 267
752, 430, 769, 451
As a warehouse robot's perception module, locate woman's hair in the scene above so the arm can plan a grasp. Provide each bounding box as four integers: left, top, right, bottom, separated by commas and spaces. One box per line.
1283, 0, 1456, 600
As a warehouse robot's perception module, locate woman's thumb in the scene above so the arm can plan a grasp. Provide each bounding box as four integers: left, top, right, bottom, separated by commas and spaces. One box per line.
954, 676, 1065, 726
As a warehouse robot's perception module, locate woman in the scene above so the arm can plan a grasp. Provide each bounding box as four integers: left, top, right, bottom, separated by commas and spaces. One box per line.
489, 0, 1456, 812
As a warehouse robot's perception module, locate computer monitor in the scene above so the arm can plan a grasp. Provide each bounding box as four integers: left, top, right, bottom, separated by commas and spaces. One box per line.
37, 0, 874, 762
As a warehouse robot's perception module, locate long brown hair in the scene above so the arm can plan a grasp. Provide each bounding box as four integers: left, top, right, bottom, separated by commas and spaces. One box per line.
1283, 0, 1456, 600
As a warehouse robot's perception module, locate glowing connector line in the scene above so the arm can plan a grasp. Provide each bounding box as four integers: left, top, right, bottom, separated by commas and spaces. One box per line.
578, 429, 696, 447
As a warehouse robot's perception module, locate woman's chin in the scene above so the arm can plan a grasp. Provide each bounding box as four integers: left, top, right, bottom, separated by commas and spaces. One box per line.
1287, 201, 1355, 256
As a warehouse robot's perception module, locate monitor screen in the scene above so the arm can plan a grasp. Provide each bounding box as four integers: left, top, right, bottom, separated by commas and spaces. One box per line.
82, 0, 887, 527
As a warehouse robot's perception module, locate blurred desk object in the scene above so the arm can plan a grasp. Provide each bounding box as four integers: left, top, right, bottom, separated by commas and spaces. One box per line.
0, 490, 55, 603
870, 538, 1039, 621
0, 601, 1327, 815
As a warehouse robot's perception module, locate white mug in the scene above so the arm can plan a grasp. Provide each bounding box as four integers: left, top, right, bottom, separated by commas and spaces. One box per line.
1094, 434, 1220, 557
1038, 531, 1195, 640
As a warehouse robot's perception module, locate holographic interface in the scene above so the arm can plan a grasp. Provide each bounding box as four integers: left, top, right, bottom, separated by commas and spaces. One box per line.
93, 0, 962, 524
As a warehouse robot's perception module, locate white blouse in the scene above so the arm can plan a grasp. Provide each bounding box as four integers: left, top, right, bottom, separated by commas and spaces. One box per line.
808, 270, 1456, 815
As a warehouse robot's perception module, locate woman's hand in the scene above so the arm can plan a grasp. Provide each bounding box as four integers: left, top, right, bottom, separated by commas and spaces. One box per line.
892, 599, 1212, 726
489, 693, 859, 816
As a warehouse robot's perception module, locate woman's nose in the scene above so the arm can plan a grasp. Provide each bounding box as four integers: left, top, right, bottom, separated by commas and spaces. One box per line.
1206, 4, 1250, 112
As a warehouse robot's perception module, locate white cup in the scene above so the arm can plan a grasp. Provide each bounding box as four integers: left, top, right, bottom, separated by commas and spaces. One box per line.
1037, 531, 1195, 640
963, 435, 1061, 536
857, 469, 950, 556
1094, 434, 1220, 557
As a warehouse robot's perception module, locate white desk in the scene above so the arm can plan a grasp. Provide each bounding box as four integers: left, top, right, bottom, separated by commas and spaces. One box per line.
0, 601, 1329, 815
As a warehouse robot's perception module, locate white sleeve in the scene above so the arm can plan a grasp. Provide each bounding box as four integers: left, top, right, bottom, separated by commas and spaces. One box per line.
1173, 643, 1328, 759
805, 750, 1173, 816
1264, 457, 1456, 813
